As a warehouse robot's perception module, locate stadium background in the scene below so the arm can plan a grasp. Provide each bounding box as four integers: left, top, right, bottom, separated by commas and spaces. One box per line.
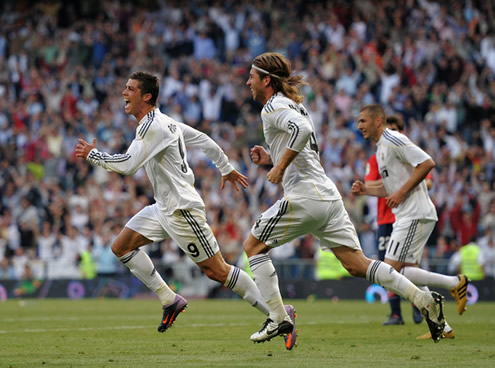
0, 0, 494, 302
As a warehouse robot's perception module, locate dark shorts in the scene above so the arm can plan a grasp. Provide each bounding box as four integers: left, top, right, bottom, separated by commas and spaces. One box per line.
377, 223, 393, 261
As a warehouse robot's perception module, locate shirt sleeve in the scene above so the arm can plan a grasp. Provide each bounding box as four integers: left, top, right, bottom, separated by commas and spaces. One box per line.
266, 105, 313, 152
86, 119, 170, 175
180, 122, 234, 176
394, 134, 432, 167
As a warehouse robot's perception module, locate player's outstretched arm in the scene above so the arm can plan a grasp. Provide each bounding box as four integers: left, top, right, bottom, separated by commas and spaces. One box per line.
221, 169, 248, 192
75, 138, 97, 159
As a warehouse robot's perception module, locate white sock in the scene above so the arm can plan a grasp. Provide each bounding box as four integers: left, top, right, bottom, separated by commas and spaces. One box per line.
401, 266, 459, 289
367, 260, 426, 308
224, 266, 269, 316
444, 320, 453, 333
120, 249, 176, 305
248, 254, 287, 323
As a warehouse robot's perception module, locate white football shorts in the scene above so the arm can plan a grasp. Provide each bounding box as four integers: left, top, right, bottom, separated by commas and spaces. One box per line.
385, 218, 436, 264
251, 197, 361, 251
126, 204, 219, 263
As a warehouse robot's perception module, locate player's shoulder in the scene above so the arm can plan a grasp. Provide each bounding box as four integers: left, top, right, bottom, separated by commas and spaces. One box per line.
147, 109, 182, 137
137, 109, 158, 138
262, 93, 292, 114
381, 128, 410, 147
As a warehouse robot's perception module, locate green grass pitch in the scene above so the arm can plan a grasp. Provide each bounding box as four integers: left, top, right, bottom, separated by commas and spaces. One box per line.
1, 298, 494, 367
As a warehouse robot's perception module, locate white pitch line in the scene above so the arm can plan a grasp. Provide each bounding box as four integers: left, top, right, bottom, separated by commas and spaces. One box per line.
0, 321, 320, 334
1, 319, 395, 334
0, 322, 247, 334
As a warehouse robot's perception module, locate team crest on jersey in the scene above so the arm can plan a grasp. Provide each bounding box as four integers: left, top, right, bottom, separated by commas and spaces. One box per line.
168, 124, 177, 133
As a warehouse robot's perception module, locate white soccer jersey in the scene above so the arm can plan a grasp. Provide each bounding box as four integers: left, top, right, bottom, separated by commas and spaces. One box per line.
376, 128, 438, 222
261, 92, 340, 201
86, 108, 233, 215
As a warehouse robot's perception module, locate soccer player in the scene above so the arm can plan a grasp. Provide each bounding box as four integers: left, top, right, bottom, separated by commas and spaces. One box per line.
365, 116, 426, 327
352, 104, 469, 340
75, 71, 282, 336
244, 52, 446, 344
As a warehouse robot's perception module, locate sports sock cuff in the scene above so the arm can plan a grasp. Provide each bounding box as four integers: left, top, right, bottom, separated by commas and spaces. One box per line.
119, 249, 140, 263
366, 260, 383, 283
224, 266, 240, 289
248, 254, 271, 272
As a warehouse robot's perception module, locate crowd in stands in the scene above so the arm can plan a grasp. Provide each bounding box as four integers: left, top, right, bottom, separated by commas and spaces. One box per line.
1, 0, 495, 283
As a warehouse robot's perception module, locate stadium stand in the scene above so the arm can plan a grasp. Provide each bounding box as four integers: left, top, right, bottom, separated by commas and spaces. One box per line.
0, 0, 493, 286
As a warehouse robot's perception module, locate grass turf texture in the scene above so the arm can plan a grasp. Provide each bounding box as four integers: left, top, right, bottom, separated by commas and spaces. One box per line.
1, 299, 494, 368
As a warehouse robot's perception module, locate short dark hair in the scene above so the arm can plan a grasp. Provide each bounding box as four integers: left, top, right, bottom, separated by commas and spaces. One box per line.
129, 71, 159, 106
360, 104, 386, 122
386, 115, 404, 132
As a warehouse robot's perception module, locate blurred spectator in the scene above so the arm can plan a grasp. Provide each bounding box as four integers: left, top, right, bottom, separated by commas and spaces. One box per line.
14, 263, 41, 296
359, 222, 378, 260
37, 221, 57, 261
449, 195, 481, 246
78, 243, 97, 280
0, 258, 15, 279
193, 30, 216, 60
315, 248, 350, 280
12, 248, 29, 280
91, 228, 119, 277
448, 241, 484, 280
479, 234, 495, 279
0, 0, 493, 282
14, 195, 39, 250
430, 235, 454, 274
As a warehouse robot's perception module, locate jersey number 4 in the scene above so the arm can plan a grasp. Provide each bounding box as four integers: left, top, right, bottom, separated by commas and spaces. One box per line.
309, 132, 319, 153
178, 137, 188, 173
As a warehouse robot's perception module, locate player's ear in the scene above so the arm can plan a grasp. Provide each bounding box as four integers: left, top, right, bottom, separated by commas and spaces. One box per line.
263, 75, 271, 87
143, 92, 152, 103
376, 115, 383, 127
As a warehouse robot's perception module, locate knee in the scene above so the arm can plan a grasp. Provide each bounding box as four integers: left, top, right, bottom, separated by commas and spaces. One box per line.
111, 242, 124, 257
111, 239, 135, 258
341, 261, 366, 278
243, 237, 268, 258
200, 265, 227, 284
342, 264, 361, 277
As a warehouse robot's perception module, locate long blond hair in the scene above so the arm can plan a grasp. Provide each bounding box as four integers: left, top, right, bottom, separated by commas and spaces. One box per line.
252, 52, 307, 104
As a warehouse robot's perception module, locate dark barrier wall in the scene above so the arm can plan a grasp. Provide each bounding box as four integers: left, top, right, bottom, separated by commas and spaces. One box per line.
278, 278, 494, 305
0, 278, 493, 304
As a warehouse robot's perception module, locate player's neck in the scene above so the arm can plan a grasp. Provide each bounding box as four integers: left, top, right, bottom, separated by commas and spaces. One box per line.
374, 126, 385, 142
261, 90, 276, 105
134, 106, 156, 123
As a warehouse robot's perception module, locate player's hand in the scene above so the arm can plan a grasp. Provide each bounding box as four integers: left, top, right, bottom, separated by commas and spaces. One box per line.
386, 190, 406, 208
75, 138, 97, 159
221, 169, 248, 192
266, 165, 284, 184
351, 180, 366, 196
250, 145, 271, 166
